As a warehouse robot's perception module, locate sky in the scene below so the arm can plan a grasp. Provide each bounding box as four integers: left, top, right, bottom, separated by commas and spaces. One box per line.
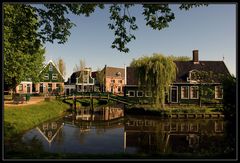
43, 4, 236, 81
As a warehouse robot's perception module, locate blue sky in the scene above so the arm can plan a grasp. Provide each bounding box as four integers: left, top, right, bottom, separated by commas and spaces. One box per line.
43, 4, 236, 81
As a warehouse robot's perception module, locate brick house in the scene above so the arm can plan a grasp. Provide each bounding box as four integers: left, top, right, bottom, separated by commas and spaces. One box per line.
101, 65, 125, 94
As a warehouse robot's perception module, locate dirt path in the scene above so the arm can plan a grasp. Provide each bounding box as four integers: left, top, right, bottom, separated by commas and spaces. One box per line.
4, 96, 46, 107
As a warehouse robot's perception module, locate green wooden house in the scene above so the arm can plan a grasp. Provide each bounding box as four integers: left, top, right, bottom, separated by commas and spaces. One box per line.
124, 50, 231, 106
34, 60, 65, 95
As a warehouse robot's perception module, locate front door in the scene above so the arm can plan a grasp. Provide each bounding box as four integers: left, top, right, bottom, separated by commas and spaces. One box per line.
40, 83, 43, 93
171, 86, 178, 103
27, 84, 31, 93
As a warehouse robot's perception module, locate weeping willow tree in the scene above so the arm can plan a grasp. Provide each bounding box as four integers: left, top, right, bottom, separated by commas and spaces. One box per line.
130, 53, 177, 108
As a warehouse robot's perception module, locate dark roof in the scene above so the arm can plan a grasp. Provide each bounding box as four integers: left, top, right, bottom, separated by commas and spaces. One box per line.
104, 67, 125, 78
126, 67, 138, 85
126, 61, 231, 85
174, 61, 231, 83
91, 71, 97, 78
69, 71, 80, 83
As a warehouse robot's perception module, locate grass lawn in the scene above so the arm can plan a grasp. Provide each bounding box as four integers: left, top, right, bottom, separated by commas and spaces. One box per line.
4, 100, 70, 138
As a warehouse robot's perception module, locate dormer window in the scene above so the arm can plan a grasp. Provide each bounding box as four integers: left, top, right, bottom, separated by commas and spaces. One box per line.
188, 70, 200, 83
116, 72, 121, 76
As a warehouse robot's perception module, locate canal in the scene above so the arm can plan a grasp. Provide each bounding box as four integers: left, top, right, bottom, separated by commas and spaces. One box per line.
20, 105, 236, 158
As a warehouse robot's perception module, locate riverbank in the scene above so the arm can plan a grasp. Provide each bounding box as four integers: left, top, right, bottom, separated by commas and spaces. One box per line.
4, 99, 70, 138
125, 104, 223, 116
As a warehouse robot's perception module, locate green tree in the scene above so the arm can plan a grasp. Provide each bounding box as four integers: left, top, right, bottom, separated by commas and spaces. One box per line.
221, 74, 236, 119
4, 3, 207, 53
130, 53, 176, 108
169, 55, 191, 61
4, 4, 45, 95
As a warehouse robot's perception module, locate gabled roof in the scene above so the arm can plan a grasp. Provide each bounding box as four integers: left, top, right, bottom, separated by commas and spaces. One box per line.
126, 61, 231, 85
103, 66, 125, 78
174, 61, 231, 83
40, 60, 65, 80
69, 68, 94, 84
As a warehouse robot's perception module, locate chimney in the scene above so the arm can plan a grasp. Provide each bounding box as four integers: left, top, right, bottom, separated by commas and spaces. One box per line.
193, 50, 199, 64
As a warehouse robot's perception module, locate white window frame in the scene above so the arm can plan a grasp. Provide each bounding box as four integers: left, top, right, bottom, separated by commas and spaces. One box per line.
18, 84, 23, 91
145, 91, 152, 97
181, 86, 189, 99
128, 91, 135, 97
44, 74, 49, 80
52, 74, 58, 80
215, 86, 223, 99
170, 86, 178, 103
190, 86, 199, 99
137, 91, 143, 97
49, 64, 53, 71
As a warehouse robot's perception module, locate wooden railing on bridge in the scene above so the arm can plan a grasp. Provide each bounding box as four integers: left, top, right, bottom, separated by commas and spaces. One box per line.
58, 92, 135, 106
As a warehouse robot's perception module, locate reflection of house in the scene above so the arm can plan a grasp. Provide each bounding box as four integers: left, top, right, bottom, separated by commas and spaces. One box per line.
101, 65, 125, 94
64, 68, 95, 94
124, 50, 231, 105
124, 118, 224, 153
36, 120, 64, 143
76, 106, 124, 121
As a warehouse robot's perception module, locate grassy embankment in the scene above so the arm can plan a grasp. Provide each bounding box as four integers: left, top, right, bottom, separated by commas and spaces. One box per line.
125, 104, 223, 116
4, 99, 70, 138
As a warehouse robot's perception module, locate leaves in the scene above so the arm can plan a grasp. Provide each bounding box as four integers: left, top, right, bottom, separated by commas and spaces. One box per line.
108, 4, 138, 53
130, 54, 176, 108
4, 4, 45, 90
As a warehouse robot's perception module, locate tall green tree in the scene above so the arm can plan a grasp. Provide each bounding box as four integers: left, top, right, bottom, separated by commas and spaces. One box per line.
4, 4, 45, 94
130, 54, 176, 108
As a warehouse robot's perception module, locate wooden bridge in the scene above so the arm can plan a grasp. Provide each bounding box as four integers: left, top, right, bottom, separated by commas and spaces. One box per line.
59, 92, 134, 106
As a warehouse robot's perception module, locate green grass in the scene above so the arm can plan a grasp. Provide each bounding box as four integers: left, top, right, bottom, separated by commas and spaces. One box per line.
4, 100, 70, 137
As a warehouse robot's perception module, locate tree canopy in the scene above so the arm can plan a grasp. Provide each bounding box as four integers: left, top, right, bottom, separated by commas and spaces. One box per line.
4, 4, 45, 92
4, 3, 207, 53
130, 53, 176, 108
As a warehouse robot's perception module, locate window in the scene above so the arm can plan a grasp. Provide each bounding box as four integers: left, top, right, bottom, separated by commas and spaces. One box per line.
118, 80, 122, 84
52, 74, 58, 80
118, 86, 121, 92
181, 86, 189, 99
215, 86, 223, 99
19, 84, 23, 91
128, 91, 135, 97
190, 86, 199, 99
137, 91, 143, 97
145, 91, 152, 97
44, 74, 49, 80
111, 79, 115, 83
116, 72, 121, 76
49, 64, 53, 71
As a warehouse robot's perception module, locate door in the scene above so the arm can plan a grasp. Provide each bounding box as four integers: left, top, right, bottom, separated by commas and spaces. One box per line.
27, 84, 31, 93
171, 86, 178, 103
40, 83, 43, 93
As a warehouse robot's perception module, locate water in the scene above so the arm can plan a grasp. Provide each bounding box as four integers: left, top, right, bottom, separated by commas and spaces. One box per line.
21, 105, 235, 158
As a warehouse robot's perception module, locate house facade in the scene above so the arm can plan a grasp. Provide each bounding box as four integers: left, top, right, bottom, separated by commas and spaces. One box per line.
124, 50, 230, 105
101, 65, 125, 94
16, 81, 33, 94
64, 68, 95, 94
35, 60, 65, 95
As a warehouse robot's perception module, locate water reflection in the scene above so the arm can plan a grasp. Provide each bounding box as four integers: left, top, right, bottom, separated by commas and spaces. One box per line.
124, 117, 225, 154
21, 106, 233, 157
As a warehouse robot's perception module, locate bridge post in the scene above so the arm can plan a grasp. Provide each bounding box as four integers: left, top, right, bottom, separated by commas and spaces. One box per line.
73, 94, 76, 113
